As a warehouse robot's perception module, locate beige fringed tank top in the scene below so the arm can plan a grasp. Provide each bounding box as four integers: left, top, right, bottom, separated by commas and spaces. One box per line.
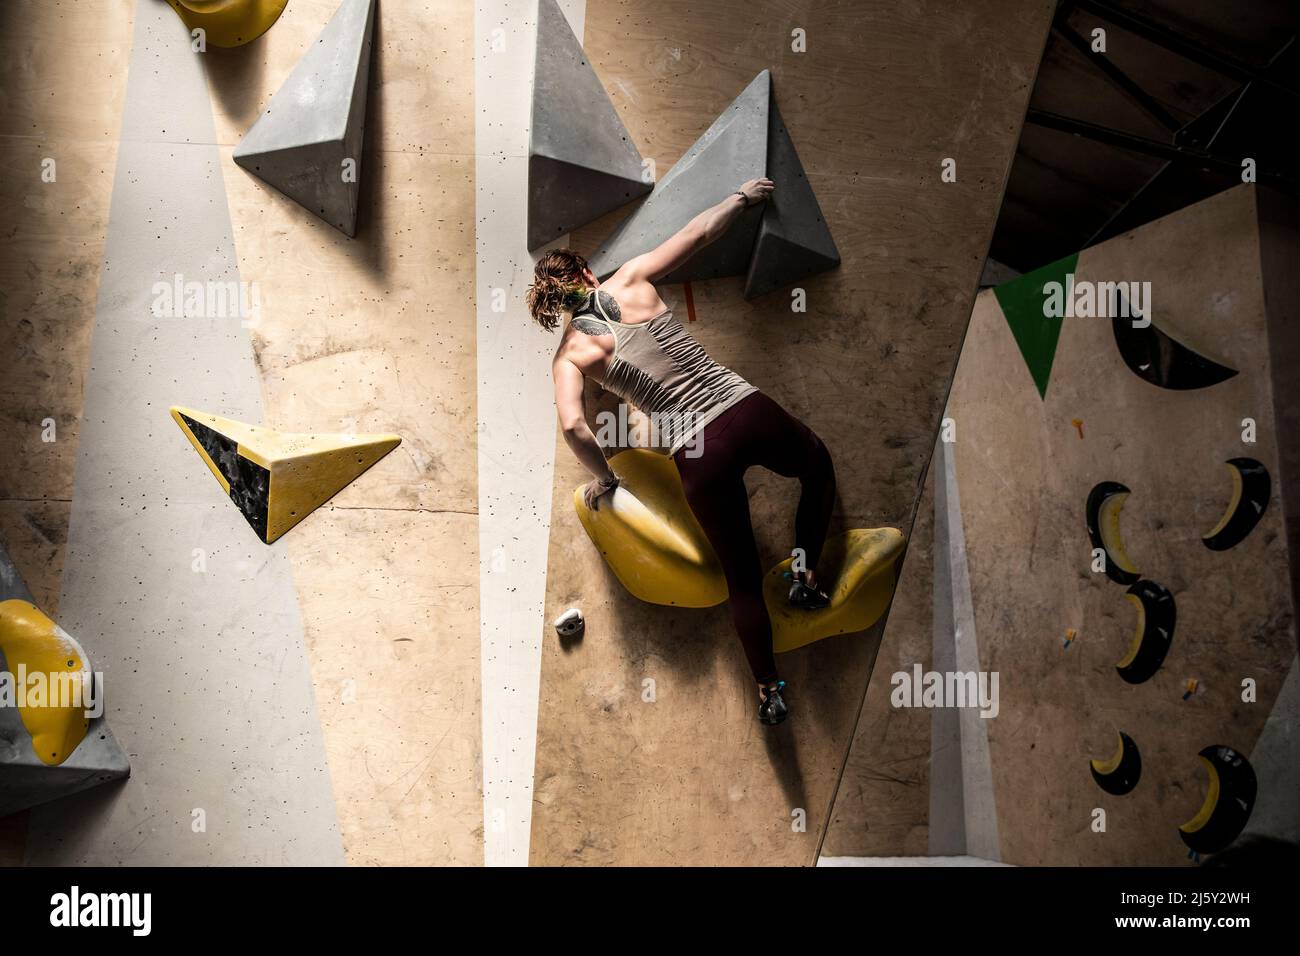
586, 307, 756, 455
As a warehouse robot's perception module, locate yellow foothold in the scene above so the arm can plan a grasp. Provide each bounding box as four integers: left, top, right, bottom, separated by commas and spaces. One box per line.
0, 600, 92, 766
573, 449, 726, 607
164, 0, 289, 49
574, 449, 908, 651
765, 529, 906, 653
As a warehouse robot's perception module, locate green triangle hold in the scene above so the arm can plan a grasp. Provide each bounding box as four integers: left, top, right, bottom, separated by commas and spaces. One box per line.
993, 253, 1078, 400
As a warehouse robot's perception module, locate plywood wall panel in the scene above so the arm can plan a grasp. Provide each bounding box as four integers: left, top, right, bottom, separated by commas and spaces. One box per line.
952, 186, 1296, 864
532, 0, 1055, 866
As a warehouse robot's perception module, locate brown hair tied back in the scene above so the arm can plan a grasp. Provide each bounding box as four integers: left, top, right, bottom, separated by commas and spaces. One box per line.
526, 248, 591, 332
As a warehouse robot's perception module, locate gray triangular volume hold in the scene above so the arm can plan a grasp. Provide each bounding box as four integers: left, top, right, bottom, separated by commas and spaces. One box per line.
528, 0, 651, 250
233, 0, 376, 237
588, 70, 839, 298
588, 71, 770, 283
0, 541, 131, 817
744, 98, 840, 298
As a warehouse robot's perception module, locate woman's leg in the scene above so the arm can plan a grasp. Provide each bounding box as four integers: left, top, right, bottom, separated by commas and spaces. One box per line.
741, 394, 837, 578
677, 461, 779, 686
675, 401, 780, 688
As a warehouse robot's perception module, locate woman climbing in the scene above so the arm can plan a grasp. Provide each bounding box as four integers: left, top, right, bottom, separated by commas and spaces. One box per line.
527, 178, 837, 726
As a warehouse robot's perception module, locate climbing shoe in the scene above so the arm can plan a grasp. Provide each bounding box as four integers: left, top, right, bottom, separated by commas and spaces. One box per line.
788, 572, 831, 610
759, 681, 789, 726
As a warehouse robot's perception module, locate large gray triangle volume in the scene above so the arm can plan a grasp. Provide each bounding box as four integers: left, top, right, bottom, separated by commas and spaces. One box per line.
588, 71, 769, 283
744, 97, 840, 298
233, 0, 376, 237
588, 70, 839, 298
528, 0, 652, 250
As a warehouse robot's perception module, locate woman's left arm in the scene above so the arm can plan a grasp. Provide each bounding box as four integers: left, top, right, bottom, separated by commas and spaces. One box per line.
620, 178, 775, 283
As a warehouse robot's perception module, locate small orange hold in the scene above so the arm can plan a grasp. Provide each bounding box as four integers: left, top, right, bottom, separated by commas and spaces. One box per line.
1071, 418, 1085, 439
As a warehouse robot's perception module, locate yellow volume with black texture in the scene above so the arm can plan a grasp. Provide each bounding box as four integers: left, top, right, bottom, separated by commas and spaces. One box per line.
165, 0, 289, 48
574, 449, 907, 650
0, 600, 91, 766
171, 406, 402, 544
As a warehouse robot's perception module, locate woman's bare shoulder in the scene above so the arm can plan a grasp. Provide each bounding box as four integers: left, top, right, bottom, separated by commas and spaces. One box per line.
600, 274, 667, 323
553, 322, 610, 373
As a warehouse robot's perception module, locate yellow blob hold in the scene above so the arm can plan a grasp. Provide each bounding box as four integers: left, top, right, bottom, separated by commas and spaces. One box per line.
574, 450, 908, 650
1099, 492, 1139, 575
1090, 732, 1127, 776
764, 529, 907, 653
165, 0, 289, 48
1179, 756, 1221, 834
573, 449, 726, 608
0, 600, 91, 766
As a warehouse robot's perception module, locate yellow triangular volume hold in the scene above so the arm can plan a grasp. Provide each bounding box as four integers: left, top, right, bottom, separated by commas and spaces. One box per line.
171, 406, 401, 544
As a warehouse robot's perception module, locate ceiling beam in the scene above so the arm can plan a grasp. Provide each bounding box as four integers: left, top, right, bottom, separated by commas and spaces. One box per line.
1024, 107, 1300, 190
1072, 0, 1300, 100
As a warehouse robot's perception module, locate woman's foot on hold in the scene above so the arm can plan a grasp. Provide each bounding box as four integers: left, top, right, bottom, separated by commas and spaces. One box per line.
788, 570, 830, 610
758, 681, 789, 725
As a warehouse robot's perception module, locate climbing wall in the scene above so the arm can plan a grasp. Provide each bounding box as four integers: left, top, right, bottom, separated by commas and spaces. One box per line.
530, 0, 1056, 866
0, 0, 137, 864
0, 0, 135, 622
213, 0, 483, 865
4, 0, 483, 867
232, 0, 376, 236
947, 185, 1297, 864
820, 473, 937, 858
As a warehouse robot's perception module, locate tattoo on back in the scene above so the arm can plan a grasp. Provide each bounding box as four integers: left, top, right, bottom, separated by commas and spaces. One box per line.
572, 316, 610, 337
573, 289, 623, 325
594, 290, 623, 323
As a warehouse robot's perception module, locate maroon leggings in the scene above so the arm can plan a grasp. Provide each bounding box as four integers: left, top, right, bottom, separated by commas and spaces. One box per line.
673, 391, 836, 684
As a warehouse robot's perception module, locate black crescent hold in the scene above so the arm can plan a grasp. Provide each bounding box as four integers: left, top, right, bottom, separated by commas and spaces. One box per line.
1111, 293, 1238, 390
1086, 481, 1140, 586
1116, 580, 1176, 685
1203, 458, 1270, 551
1091, 732, 1142, 796
1179, 745, 1258, 855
